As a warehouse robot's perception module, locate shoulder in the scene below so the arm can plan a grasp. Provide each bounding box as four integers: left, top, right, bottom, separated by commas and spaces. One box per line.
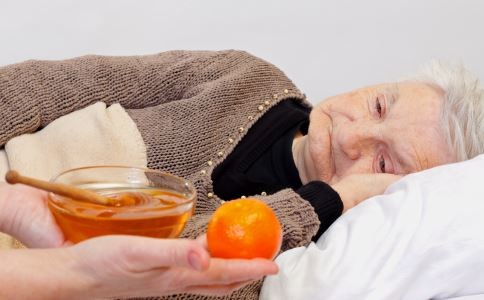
155, 49, 267, 62
154, 49, 288, 76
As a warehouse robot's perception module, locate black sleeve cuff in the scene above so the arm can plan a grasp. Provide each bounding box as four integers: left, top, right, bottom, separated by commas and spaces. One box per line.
296, 181, 343, 241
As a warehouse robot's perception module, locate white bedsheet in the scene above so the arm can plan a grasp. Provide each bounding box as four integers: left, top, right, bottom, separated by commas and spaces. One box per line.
260, 155, 484, 300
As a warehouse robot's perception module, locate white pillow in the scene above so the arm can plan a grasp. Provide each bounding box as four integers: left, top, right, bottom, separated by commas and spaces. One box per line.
261, 154, 484, 300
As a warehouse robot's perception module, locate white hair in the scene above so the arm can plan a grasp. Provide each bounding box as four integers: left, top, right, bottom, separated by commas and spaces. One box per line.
407, 61, 484, 162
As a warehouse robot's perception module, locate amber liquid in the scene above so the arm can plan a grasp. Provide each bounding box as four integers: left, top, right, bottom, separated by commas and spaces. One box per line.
48, 188, 193, 243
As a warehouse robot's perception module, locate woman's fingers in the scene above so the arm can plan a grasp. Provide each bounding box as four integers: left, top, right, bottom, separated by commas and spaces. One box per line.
195, 234, 208, 248
331, 173, 403, 211
78, 236, 211, 272
184, 280, 257, 297
70, 235, 279, 298
144, 238, 210, 271
150, 258, 277, 296
182, 257, 279, 285
113, 237, 278, 281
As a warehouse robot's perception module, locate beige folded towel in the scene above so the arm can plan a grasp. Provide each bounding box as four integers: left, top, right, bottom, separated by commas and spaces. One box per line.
5, 102, 147, 180
0, 102, 147, 248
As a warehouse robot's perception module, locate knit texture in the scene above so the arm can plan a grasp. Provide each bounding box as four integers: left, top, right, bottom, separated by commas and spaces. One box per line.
297, 181, 343, 240
0, 50, 321, 299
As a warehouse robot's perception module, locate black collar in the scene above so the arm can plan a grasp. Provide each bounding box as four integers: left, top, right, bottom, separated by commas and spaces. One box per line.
212, 99, 310, 199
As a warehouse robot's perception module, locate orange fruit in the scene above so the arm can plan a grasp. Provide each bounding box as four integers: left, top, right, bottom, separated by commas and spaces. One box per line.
207, 198, 282, 259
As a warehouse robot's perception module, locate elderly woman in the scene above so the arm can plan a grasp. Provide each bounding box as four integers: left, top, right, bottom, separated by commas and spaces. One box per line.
0, 50, 483, 299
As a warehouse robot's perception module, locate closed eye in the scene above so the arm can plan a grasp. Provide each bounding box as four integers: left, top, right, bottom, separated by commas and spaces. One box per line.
376, 152, 395, 174
379, 155, 386, 173
375, 94, 386, 118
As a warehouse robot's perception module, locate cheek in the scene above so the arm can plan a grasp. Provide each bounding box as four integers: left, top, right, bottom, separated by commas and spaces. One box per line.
307, 116, 329, 161
308, 131, 326, 161
307, 110, 333, 181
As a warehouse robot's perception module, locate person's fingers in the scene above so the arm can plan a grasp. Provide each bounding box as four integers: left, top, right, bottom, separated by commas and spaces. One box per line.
374, 173, 402, 182
112, 236, 211, 272
62, 240, 74, 247
371, 173, 402, 192
195, 234, 208, 249
1, 185, 66, 248
387, 174, 403, 183
183, 258, 278, 285
184, 279, 257, 297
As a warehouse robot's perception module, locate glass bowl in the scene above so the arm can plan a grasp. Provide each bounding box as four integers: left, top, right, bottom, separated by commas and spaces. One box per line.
48, 166, 196, 243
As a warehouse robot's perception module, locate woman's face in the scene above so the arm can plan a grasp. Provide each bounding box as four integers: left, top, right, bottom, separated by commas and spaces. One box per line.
304, 82, 455, 184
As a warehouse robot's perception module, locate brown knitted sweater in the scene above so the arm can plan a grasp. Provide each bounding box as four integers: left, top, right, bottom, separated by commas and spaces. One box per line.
0, 50, 320, 299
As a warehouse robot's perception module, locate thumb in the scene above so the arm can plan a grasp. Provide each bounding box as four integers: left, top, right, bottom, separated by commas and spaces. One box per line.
112, 236, 211, 272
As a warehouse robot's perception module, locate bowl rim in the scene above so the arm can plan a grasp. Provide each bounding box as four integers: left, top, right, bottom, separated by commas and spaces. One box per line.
48, 165, 197, 210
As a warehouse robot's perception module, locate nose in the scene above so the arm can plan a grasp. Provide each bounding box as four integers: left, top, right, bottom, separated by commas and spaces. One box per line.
336, 123, 378, 160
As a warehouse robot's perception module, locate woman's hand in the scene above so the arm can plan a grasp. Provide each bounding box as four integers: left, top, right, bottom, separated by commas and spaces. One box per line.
66, 235, 278, 299
0, 235, 278, 299
0, 183, 279, 298
330, 173, 402, 212
0, 183, 67, 247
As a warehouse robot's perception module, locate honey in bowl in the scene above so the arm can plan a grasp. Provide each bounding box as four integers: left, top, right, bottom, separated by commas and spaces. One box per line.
47, 166, 196, 243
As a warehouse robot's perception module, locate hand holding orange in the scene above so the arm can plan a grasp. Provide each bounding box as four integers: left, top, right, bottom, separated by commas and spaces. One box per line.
207, 198, 282, 259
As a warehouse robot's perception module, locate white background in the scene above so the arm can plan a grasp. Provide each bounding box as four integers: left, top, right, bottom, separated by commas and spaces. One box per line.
1, 0, 483, 103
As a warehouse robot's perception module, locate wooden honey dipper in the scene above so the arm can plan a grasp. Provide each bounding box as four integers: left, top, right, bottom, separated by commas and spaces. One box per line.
5, 170, 113, 205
